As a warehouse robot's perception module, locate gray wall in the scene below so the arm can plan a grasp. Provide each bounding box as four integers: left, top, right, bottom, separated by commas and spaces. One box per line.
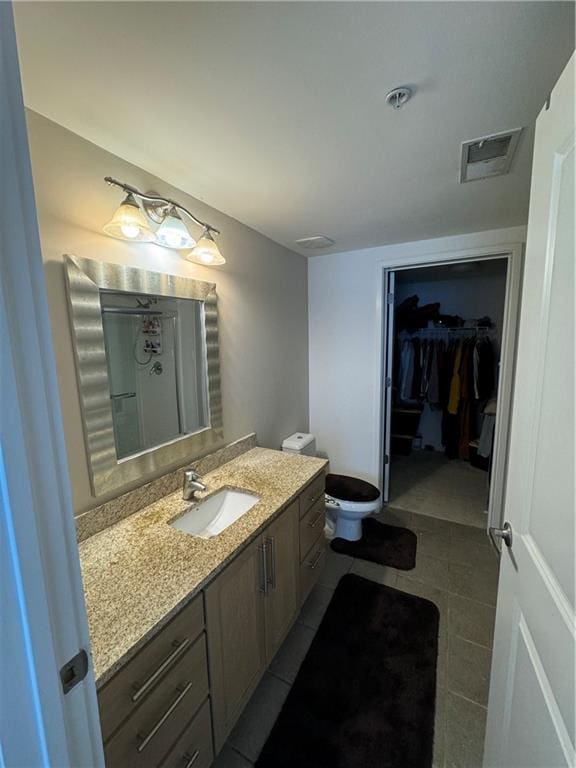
26, 111, 309, 514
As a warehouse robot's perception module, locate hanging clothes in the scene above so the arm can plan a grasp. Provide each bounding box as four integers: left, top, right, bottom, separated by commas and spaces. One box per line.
478, 397, 498, 457
447, 342, 463, 415
399, 339, 415, 401
474, 337, 495, 400
393, 331, 498, 462
427, 342, 441, 408
458, 339, 474, 460
411, 338, 422, 400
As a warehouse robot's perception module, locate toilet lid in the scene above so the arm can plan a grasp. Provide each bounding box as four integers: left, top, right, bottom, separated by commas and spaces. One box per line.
325, 474, 381, 503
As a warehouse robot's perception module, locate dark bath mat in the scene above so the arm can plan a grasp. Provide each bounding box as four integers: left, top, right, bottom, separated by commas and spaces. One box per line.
331, 517, 417, 570
256, 574, 439, 768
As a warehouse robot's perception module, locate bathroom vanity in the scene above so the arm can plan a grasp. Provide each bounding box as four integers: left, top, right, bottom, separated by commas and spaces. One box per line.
64, 256, 326, 765
79, 448, 327, 767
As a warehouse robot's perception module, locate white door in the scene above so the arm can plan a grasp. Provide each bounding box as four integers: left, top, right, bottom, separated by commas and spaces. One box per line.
0, 5, 104, 765
382, 270, 396, 502
484, 54, 575, 768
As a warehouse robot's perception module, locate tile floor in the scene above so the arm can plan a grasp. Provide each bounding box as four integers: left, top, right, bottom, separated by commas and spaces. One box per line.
213, 507, 500, 768
389, 451, 490, 528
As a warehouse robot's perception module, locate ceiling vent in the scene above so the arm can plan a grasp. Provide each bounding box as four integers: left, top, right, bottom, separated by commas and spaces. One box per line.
294, 236, 335, 250
460, 128, 522, 183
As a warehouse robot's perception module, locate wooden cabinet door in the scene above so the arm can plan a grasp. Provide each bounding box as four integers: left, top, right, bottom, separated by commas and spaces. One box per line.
205, 537, 267, 752
263, 500, 299, 664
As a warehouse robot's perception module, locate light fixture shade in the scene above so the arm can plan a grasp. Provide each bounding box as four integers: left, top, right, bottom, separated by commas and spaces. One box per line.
155, 208, 197, 250
186, 229, 226, 266
103, 194, 155, 242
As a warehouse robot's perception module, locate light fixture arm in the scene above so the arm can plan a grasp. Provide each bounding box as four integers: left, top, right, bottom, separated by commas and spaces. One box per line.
104, 177, 220, 235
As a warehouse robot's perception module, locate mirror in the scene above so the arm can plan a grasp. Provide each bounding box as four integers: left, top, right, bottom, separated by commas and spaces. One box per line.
65, 255, 223, 496
101, 292, 209, 460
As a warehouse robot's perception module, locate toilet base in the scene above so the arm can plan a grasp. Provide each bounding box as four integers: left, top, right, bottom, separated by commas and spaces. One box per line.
334, 516, 363, 541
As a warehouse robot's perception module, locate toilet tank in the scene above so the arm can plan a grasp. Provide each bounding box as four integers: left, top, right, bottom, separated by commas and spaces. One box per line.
281, 432, 316, 456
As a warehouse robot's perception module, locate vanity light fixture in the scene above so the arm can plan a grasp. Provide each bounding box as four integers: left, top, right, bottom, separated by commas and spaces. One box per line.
103, 192, 156, 242
103, 177, 225, 264
186, 228, 226, 266
155, 207, 197, 250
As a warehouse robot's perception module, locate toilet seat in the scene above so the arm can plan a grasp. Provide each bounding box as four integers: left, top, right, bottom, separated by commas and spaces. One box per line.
325, 474, 381, 504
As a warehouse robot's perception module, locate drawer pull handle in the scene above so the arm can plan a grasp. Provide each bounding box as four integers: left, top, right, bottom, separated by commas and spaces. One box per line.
307, 510, 324, 529
183, 749, 200, 768
267, 537, 276, 590
137, 682, 193, 753
308, 549, 323, 570
259, 542, 269, 595
131, 637, 191, 702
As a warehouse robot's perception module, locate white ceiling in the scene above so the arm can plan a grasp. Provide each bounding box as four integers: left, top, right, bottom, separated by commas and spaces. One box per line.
14, 2, 575, 256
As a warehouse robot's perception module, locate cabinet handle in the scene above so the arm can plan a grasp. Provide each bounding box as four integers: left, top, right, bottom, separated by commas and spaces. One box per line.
307, 510, 324, 529
267, 537, 276, 590
308, 549, 323, 570
183, 749, 200, 768
258, 542, 269, 595
131, 637, 191, 702
137, 682, 193, 753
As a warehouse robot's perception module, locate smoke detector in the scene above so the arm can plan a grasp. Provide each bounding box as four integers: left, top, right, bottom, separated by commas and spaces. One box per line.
460, 128, 523, 182
386, 86, 413, 110
294, 236, 335, 250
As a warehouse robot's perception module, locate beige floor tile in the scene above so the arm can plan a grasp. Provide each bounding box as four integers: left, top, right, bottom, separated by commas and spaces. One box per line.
317, 550, 353, 589
395, 575, 449, 638
297, 583, 334, 630
375, 506, 413, 529
402, 553, 453, 592
396, 574, 447, 610
349, 558, 398, 587
409, 512, 456, 536
447, 635, 492, 706
449, 520, 492, 545
447, 560, 499, 605
436, 632, 449, 689
418, 494, 485, 528
269, 621, 316, 685
416, 528, 453, 561
387, 489, 431, 515
434, 687, 447, 768
448, 536, 498, 569
389, 452, 488, 528
444, 692, 487, 768
227, 673, 290, 762
448, 593, 496, 649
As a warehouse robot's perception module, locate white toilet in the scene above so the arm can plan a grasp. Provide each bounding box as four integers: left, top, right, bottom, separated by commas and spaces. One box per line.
281, 432, 317, 456
324, 474, 382, 541
281, 432, 382, 541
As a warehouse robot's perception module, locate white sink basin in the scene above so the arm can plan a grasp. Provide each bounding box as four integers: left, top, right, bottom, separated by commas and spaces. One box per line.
170, 489, 260, 539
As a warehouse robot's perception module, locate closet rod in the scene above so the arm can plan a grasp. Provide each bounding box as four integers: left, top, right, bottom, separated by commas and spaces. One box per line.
398, 326, 496, 334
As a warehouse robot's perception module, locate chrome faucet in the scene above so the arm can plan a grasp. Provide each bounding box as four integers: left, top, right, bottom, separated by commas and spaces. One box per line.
182, 469, 207, 501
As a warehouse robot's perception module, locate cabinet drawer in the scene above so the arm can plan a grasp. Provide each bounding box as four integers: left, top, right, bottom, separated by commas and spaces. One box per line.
160, 698, 213, 768
99, 593, 205, 742
104, 634, 210, 768
298, 472, 326, 519
299, 495, 325, 563
299, 537, 327, 602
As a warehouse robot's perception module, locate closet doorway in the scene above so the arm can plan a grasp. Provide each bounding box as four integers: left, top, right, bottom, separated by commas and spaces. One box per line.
379, 247, 522, 533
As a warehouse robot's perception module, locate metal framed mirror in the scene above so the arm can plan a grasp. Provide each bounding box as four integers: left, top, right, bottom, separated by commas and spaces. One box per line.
64, 254, 223, 496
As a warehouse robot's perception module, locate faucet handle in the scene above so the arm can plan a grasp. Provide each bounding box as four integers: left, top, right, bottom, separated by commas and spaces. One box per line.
184, 468, 202, 481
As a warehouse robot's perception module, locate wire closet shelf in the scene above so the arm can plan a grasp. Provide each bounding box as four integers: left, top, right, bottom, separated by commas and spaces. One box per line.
398, 325, 497, 337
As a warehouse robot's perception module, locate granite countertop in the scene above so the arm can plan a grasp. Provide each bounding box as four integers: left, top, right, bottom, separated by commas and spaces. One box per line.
79, 447, 328, 688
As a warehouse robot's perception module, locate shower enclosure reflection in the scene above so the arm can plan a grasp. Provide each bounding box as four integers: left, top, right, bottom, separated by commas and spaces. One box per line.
101, 293, 209, 460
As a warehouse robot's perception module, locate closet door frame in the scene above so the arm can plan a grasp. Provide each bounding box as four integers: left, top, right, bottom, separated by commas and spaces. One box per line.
375, 242, 523, 534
